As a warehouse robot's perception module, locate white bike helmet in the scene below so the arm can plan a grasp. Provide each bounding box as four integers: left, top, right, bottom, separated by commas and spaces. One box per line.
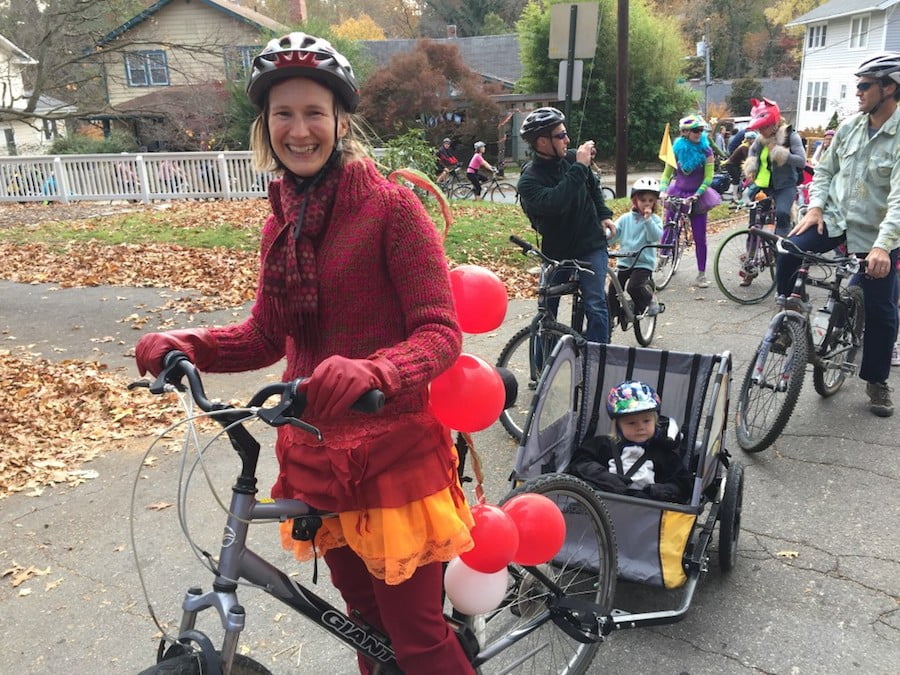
630, 176, 660, 197
474, 141, 486, 150
854, 52, 900, 85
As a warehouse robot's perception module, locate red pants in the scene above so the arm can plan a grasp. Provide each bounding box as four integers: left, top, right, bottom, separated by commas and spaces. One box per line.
324, 546, 475, 674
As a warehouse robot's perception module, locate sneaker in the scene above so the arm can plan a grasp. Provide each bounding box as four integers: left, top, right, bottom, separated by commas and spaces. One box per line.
866, 381, 894, 417
739, 268, 758, 286
646, 301, 661, 316
892, 344, 900, 367
695, 274, 709, 288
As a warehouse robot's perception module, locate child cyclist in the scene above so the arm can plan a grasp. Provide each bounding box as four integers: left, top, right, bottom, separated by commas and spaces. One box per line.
467, 140, 496, 199
567, 381, 691, 503
607, 177, 664, 331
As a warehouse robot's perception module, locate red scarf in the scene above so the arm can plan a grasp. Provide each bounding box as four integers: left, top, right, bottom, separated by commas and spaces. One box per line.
261, 168, 342, 346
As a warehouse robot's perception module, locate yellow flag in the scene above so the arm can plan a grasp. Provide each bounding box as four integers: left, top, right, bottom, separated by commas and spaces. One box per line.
658, 122, 677, 168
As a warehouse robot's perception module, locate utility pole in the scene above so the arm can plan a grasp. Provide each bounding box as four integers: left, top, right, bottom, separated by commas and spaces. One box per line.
703, 18, 711, 120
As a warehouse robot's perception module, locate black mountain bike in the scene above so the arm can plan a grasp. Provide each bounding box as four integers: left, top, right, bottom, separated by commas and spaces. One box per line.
736, 229, 865, 453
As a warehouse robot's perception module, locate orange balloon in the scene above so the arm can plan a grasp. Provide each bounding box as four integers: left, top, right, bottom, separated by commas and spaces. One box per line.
430, 354, 505, 432
449, 265, 508, 334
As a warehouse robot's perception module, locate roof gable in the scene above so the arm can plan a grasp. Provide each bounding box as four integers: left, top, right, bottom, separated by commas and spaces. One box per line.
98, 0, 287, 45
0, 34, 37, 64
788, 0, 900, 26
360, 35, 522, 86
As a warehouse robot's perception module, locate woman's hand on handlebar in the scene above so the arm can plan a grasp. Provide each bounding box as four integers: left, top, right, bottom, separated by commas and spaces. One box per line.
299, 355, 396, 419
135, 328, 218, 377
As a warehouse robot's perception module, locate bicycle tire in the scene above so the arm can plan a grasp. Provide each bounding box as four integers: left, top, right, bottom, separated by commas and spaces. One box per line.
655, 223, 680, 290
600, 186, 616, 201
718, 461, 744, 572
633, 310, 657, 346
451, 183, 474, 200
736, 318, 808, 453
137, 652, 273, 675
812, 285, 864, 397
472, 474, 617, 675
488, 182, 518, 203
713, 229, 777, 305
496, 321, 581, 442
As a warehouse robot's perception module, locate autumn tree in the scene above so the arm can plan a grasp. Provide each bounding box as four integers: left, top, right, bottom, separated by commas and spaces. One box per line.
332, 15, 387, 41
358, 40, 502, 149
419, 0, 527, 37
295, 0, 420, 38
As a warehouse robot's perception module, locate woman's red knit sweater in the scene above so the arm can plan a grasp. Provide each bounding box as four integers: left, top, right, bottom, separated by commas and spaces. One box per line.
204, 159, 462, 512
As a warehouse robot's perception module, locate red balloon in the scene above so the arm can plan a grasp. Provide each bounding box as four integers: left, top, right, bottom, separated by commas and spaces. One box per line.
502, 493, 566, 566
449, 265, 508, 334
430, 354, 505, 432
460, 503, 520, 573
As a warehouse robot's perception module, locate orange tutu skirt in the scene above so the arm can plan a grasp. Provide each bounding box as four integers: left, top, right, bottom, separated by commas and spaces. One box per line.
279, 449, 475, 586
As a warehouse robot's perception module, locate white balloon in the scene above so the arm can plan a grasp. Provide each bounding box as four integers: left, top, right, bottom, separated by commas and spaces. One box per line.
444, 557, 509, 615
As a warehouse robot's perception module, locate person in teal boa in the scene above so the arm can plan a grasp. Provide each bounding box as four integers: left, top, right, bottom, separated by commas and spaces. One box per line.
659, 115, 721, 288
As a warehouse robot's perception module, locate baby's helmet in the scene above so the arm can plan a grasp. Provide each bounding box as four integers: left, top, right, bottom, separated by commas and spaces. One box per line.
607, 381, 661, 418
630, 176, 660, 197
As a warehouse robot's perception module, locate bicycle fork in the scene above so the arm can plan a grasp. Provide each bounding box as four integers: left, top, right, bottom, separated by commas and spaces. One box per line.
752, 312, 803, 391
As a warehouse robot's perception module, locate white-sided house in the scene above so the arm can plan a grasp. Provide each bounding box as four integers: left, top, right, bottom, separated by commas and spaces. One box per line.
788, 0, 900, 130
0, 35, 74, 156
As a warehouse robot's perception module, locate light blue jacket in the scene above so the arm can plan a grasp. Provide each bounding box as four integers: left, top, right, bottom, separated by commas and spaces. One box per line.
809, 105, 900, 253
609, 210, 664, 270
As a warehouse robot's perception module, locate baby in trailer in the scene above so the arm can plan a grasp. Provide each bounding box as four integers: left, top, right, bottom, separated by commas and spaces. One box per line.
567, 381, 691, 503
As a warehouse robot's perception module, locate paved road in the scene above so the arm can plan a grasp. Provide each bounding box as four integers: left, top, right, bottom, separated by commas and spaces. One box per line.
1, 226, 898, 674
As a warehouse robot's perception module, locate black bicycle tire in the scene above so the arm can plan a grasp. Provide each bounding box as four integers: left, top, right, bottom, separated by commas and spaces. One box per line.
472, 474, 616, 675
812, 285, 864, 397
137, 652, 273, 675
713, 229, 777, 305
488, 182, 518, 203
601, 186, 616, 201
655, 223, 680, 290
673, 218, 689, 274
451, 183, 474, 200
718, 461, 744, 572
496, 322, 581, 442
736, 318, 808, 453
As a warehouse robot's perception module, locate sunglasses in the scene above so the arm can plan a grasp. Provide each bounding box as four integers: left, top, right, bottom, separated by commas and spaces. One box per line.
551, 131, 569, 140
856, 81, 876, 92
688, 128, 704, 134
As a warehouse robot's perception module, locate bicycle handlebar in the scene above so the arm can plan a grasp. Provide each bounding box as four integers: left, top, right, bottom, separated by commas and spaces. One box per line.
749, 227, 864, 271
609, 243, 673, 260
509, 235, 594, 274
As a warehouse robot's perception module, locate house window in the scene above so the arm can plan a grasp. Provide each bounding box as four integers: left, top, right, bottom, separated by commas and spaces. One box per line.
224, 46, 257, 81
840, 84, 847, 100
125, 50, 169, 87
42, 119, 57, 140
805, 81, 829, 112
807, 24, 826, 49
849, 16, 869, 49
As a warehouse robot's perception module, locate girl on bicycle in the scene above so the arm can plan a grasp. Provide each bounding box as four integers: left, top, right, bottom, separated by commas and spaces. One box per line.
742, 98, 807, 236
607, 177, 664, 326
134, 32, 476, 674
660, 115, 722, 288
467, 140, 495, 199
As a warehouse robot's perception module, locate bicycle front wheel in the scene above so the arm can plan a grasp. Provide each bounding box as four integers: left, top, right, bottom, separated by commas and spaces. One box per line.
736, 318, 808, 453
655, 224, 680, 290
813, 285, 864, 397
471, 474, 617, 675
451, 183, 474, 200
496, 321, 580, 442
138, 652, 272, 674
488, 182, 518, 203
713, 229, 777, 304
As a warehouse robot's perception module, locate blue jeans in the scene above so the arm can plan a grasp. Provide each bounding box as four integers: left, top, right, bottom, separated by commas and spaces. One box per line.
548, 247, 610, 344
775, 227, 899, 384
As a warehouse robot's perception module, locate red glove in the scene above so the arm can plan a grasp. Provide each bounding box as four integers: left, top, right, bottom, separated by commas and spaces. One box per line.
134, 328, 218, 376
301, 355, 394, 419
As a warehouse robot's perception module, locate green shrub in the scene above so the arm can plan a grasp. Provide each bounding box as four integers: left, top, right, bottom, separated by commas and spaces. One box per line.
378, 129, 436, 176
50, 130, 138, 154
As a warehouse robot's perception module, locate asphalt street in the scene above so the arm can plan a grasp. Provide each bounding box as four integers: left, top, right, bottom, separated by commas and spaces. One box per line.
0, 225, 898, 674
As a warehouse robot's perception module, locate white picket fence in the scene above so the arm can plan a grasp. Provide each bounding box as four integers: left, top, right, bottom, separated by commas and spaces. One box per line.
0, 151, 278, 204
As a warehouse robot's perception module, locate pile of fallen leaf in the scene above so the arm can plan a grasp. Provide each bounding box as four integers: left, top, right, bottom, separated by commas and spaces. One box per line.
0, 348, 179, 498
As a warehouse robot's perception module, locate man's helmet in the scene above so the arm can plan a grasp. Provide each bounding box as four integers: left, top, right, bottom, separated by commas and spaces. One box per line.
519, 107, 565, 142
442, 138, 452, 144
854, 52, 900, 85
679, 115, 706, 131
630, 176, 660, 197
747, 98, 780, 131
247, 32, 360, 111
473, 141, 486, 150
607, 381, 661, 418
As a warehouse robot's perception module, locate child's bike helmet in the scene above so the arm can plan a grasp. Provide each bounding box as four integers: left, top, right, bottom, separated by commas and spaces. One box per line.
607, 381, 661, 418
630, 176, 661, 197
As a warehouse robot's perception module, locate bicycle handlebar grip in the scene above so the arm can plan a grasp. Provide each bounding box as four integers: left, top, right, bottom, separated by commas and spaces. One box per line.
509, 235, 533, 252
351, 389, 384, 413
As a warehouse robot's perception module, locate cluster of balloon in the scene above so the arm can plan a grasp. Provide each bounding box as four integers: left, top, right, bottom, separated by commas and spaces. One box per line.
430, 265, 509, 433
444, 494, 567, 615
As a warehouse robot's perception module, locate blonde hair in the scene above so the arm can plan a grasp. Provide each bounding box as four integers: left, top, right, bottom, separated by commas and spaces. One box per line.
249, 96, 373, 174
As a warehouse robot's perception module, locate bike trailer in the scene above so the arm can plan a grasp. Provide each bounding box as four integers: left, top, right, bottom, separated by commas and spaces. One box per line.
511, 337, 741, 628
